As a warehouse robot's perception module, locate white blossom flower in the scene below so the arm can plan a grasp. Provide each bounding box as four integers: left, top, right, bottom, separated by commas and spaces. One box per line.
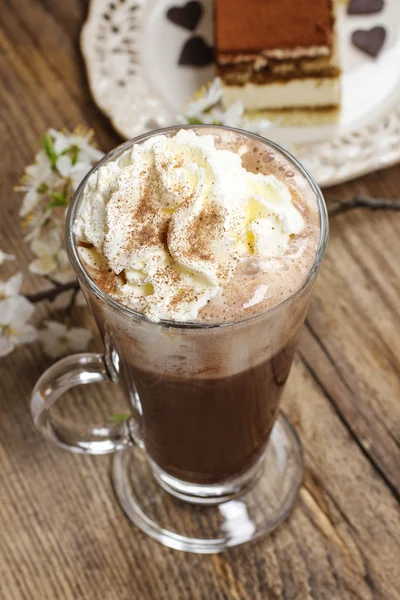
0, 128, 106, 361
184, 77, 223, 119
23, 209, 54, 243
0, 249, 15, 265
241, 117, 274, 137
220, 101, 245, 126
0, 296, 38, 357
39, 321, 93, 358
49, 128, 104, 165
0, 273, 23, 300
50, 287, 85, 310
50, 289, 75, 311
29, 230, 74, 284
18, 151, 56, 217
18, 129, 103, 224
56, 155, 95, 190
183, 77, 274, 136
205, 101, 245, 128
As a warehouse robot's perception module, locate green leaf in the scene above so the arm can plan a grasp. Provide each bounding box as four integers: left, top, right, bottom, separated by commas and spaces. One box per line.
187, 117, 203, 125
41, 132, 58, 170
44, 191, 68, 210
44, 202, 60, 210
109, 413, 130, 424
49, 191, 67, 203
61, 144, 80, 166
36, 182, 49, 194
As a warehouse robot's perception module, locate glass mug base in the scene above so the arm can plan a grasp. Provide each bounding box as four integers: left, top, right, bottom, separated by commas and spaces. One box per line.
150, 452, 266, 506
112, 413, 303, 554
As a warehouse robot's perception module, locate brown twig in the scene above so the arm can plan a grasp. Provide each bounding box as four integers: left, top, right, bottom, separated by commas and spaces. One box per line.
327, 195, 400, 217
63, 285, 80, 326
45, 276, 63, 288
65, 285, 79, 314
26, 281, 79, 304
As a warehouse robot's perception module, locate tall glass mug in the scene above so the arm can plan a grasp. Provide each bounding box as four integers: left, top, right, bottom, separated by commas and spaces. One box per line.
31, 126, 328, 553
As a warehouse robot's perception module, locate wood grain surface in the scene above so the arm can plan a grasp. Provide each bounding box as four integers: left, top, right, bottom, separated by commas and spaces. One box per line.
0, 1, 399, 598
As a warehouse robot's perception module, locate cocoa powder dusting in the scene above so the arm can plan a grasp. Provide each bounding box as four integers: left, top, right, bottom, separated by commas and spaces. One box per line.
94, 271, 118, 295
184, 204, 225, 263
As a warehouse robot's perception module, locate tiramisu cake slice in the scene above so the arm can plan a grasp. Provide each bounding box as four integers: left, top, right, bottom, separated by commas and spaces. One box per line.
216, 0, 340, 118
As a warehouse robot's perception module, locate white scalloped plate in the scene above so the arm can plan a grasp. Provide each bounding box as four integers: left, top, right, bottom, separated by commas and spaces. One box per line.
81, 0, 400, 187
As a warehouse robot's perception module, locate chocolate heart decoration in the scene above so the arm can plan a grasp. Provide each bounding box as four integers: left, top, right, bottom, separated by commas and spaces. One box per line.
167, 1, 202, 31
179, 36, 214, 67
348, 0, 384, 15
352, 26, 386, 58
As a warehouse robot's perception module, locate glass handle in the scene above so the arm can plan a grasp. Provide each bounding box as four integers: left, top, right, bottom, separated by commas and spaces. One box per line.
30, 353, 133, 455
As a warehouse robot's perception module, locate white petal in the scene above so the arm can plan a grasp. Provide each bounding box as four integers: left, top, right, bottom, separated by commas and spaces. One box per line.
80, 146, 104, 162
0, 249, 15, 265
44, 228, 63, 253
51, 250, 75, 284
30, 237, 52, 258
14, 324, 38, 344
0, 272, 23, 298
50, 130, 70, 155
29, 255, 57, 276
58, 249, 70, 268
184, 78, 222, 118
52, 268, 75, 285
241, 117, 274, 136
76, 290, 86, 307
39, 321, 67, 358
30, 228, 62, 257
0, 296, 35, 326
25, 151, 54, 185
49, 128, 104, 162
42, 320, 68, 336
0, 335, 14, 357
20, 188, 41, 217
0, 334, 15, 357
9, 272, 23, 295
24, 210, 52, 243
70, 163, 93, 190
57, 154, 73, 177
222, 101, 244, 127
67, 328, 93, 353
51, 290, 74, 310
39, 332, 64, 358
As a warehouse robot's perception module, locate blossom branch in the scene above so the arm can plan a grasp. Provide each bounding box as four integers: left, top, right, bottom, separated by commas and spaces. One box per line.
0, 128, 103, 359
25, 281, 79, 304
64, 285, 80, 321
327, 195, 400, 217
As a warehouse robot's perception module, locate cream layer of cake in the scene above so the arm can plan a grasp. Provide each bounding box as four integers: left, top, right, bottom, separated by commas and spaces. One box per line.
221, 78, 340, 111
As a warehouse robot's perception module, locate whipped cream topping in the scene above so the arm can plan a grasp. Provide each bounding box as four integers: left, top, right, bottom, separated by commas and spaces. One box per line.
75, 129, 304, 322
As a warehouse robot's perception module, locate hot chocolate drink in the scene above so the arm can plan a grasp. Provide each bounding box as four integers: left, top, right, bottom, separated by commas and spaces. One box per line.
129, 343, 297, 484
74, 127, 320, 487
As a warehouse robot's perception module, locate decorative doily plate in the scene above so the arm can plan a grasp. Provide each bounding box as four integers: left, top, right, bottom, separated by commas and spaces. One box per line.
81, 0, 400, 187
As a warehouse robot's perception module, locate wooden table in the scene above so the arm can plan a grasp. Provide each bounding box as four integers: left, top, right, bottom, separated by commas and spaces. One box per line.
1, 2, 399, 598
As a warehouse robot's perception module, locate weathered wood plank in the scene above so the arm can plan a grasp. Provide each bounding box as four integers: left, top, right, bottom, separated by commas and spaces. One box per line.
299, 205, 400, 495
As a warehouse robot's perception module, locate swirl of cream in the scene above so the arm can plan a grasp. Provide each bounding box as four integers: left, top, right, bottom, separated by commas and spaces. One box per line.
75, 129, 304, 321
